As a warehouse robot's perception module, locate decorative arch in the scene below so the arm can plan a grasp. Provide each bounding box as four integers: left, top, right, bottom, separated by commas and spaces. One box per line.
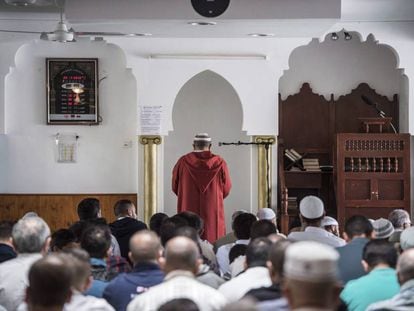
169, 69, 244, 132
171, 69, 244, 132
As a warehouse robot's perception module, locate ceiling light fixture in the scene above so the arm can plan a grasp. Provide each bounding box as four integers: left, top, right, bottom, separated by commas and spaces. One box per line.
248, 33, 275, 38
150, 54, 267, 60
4, 0, 36, 6
331, 32, 338, 41
188, 21, 217, 26
126, 33, 152, 37
344, 31, 352, 40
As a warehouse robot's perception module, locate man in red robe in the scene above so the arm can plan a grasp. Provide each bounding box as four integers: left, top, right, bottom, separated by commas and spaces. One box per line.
172, 133, 232, 243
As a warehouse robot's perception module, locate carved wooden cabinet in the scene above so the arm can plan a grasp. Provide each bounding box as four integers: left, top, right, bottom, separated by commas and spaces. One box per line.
335, 133, 411, 226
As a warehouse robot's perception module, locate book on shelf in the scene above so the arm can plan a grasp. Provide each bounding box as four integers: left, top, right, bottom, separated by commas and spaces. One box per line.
302, 158, 321, 171
287, 196, 298, 212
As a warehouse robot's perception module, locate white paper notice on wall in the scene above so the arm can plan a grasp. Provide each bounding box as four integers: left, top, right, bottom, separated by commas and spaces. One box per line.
140, 106, 162, 135
55, 133, 78, 163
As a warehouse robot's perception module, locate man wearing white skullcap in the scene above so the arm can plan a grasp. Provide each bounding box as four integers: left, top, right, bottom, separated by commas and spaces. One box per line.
172, 133, 232, 242
257, 208, 277, 226
287, 196, 345, 247
283, 241, 341, 311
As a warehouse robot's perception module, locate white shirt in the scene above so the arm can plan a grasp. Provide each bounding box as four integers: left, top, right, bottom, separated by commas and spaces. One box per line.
218, 266, 272, 302
288, 227, 345, 248
216, 239, 249, 276
126, 270, 226, 311
0, 253, 42, 311
17, 290, 115, 311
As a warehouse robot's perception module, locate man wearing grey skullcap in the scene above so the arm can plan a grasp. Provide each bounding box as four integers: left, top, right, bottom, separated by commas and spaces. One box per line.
283, 241, 341, 311
287, 196, 345, 247
172, 133, 232, 243
388, 209, 411, 244
372, 218, 395, 240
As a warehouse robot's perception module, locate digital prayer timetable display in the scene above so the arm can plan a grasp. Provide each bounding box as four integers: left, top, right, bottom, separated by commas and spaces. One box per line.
47, 58, 99, 125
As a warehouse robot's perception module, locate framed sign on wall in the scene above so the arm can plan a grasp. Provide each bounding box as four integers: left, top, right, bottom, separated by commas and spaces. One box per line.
47, 58, 99, 125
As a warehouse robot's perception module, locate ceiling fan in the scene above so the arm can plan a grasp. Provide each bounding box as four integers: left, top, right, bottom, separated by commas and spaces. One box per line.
0, 1, 150, 42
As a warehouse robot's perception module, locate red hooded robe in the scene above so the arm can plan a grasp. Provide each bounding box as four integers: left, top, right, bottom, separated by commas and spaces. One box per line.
172, 151, 232, 242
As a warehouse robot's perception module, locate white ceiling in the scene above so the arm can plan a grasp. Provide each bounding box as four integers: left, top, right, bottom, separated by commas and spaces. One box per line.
0, 0, 412, 39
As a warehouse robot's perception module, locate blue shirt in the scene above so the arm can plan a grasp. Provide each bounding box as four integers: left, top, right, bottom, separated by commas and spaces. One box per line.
85, 258, 109, 298
103, 262, 164, 311
341, 267, 400, 311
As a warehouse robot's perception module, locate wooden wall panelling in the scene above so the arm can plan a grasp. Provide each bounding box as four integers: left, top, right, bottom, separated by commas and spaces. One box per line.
0, 194, 138, 231
335, 83, 399, 134
279, 83, 334, 154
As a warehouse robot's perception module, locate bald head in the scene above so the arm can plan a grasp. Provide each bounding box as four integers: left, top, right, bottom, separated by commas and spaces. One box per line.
26, 254, 72, 309
397, 248, 414, 284
163, 236, 200, 274
129, 230, 162, 265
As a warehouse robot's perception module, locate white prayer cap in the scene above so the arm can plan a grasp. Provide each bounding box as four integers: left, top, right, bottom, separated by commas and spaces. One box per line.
299, 196, 324, 219
284, 241, 339, 282
321, 216, 338, 227
193, 133, 211, 142
257, 208, 276, 220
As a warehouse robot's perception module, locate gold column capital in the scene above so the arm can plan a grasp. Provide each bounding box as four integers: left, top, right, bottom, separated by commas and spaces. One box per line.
254, 136, 276, 144
139, 135, 162, 145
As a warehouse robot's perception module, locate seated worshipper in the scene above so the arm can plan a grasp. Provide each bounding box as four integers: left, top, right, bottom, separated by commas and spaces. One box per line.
228, 244, 247, 278
400, 226, 414, 252
70, 219, 131, 276
49, 229, 78, 252
179, 211, 218, 269
80, 224, 115, 297
62, 248, 114, 311
228, 220, 277, 278
149, 212, 169, 236
219, 238, 272, 302
126, 236, 226, 311
0, 221, 16, 263
257, 208, 277, 226
283, 241, 341, 311
388, 209, 411, 244
245, 240, 291, 310
337, 215, 373, 285
213, 210, 246, 253
341, 239, 400, 311
103, 230, 164, 311
159, 214, 189, 246
250, 220, 277, 240
172, 226, 224, 289
321, 216, 340, 237
24, 254, 72, 311
0, 216, 50, 311
217, 212, 257, 277
367, 248, 414, 310
109, 199, 147, 260
287, 196, 345, 247
158, 298, 200, 311
372, 218, 395, 240
77, 197, 121, 257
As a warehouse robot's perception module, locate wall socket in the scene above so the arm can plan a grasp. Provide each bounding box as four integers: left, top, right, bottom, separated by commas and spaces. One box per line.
123, 140, 133, 148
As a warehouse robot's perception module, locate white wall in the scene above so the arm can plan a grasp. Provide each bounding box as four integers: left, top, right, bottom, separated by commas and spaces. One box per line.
280, 31, 404, 102
0, 39, 138, 193
163, 70, 252, 230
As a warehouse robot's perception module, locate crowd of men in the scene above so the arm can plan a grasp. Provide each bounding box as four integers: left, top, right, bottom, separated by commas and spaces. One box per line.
0, 196, 413, 311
